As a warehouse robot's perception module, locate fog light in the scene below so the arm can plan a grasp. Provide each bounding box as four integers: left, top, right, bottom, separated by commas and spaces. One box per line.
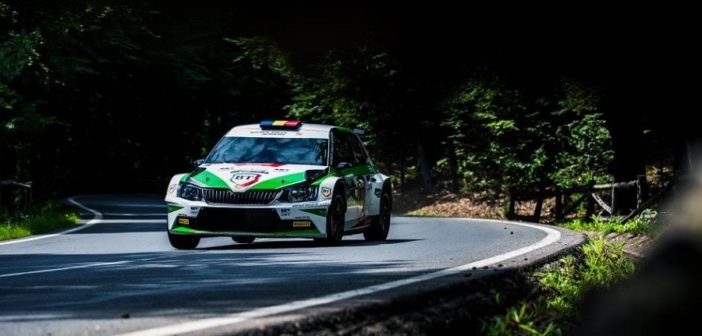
177, 217, 190, 225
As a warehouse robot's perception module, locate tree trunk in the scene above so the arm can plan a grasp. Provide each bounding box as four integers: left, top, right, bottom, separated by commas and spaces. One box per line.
399, 151, 406, 191
414, 135, 434, 193
602, 91, 645, 214
585, 191, 595, 219
447, 141, 459, 193
533, 186, 545, 222
506, 190, 516, 219
637, 174, 649, 206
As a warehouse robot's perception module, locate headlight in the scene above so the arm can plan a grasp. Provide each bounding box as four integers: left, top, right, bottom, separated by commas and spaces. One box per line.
177, 183, 203, 201
283, 183, 318, 202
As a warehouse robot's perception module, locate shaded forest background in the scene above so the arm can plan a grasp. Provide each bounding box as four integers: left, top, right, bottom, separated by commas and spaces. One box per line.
1, 1, 699, 214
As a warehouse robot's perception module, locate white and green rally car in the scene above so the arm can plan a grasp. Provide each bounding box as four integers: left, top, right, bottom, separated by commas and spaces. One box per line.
164, 120, 392, 249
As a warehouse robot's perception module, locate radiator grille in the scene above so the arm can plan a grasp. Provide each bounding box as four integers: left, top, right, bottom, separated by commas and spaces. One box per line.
202, 189, 279, 205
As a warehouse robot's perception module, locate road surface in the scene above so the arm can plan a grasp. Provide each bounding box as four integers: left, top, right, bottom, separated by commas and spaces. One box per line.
0, 195, 582, 336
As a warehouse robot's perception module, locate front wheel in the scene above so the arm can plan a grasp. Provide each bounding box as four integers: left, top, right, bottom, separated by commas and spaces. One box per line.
168, 232, 200, 249
318, 193, 345, 245
364, 192, 391, 241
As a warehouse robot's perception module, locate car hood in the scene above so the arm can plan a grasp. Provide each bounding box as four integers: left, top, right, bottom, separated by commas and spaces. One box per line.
184, 163, 328, 192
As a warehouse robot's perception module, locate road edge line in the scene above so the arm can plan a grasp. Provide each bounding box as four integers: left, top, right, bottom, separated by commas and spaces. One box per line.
0, 197, 102, 246
118, 220, 562, 336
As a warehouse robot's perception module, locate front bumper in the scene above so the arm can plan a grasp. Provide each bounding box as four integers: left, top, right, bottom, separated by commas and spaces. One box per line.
166, 199, 330, 238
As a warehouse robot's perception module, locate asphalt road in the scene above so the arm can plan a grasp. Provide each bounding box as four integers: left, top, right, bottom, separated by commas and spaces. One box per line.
0, 195, 582, 336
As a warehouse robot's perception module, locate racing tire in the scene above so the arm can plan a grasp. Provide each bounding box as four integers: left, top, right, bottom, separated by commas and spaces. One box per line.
168, 232, 200, 250
364, 192, 391, 241
232, 236, 255, 244
317, 193, 345, 245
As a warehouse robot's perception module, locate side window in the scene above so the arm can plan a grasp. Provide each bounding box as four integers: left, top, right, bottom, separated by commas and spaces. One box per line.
348, 134, 367, 165
332, 131, 354, 167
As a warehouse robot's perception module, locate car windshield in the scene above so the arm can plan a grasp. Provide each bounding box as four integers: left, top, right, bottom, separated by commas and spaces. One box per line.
205, 137, 328, 165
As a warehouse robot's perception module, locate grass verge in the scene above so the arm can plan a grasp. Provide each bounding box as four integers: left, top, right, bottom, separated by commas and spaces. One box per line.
0, 201, 80, 241
557, 209, 658, 236
482, 214, 655, 335
481, 238, 635, 335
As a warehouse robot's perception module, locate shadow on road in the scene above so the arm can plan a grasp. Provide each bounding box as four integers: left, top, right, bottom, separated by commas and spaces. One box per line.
0, 250, 419, 322
202, 239, 421, 250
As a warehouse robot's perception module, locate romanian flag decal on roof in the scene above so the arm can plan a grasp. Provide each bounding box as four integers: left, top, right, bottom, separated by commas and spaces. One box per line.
260, 120, 302, 128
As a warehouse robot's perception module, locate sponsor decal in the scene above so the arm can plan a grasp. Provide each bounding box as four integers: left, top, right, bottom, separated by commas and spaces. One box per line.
321, 187, 332, 197
292, 221, 312, 228
279, 208, 290, 217
231, 173, 261, 189
234, 162, 285, 167
167, 184, 177, 195
272, 168, 290, 173
294, 216, 311, 220
231, 169, 269, 174
177, 217, 190, 225
262, 130, 286, 136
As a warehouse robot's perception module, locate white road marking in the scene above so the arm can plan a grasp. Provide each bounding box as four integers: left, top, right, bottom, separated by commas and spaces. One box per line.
0, 198, 171, 278
0, 197, 565, 336
0, 197, 103, 246
0, 260, 131, 279
118, 221, 561, 336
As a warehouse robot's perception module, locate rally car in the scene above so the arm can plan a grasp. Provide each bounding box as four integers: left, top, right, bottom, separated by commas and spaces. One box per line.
164, 120, 392, 249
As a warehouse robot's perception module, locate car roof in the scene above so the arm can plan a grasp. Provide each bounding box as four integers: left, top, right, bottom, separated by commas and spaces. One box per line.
225, 123, 340, 138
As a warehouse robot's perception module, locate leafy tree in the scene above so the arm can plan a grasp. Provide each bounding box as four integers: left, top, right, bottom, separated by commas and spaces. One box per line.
440, 79, 613, 202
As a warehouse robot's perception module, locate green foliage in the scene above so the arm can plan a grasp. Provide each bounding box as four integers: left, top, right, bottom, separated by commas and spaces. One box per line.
558, 210, 657, 236
0, 2, 293, 191
482, 238, 635, 335
579, 239, 636, 289
1, 1, 616, 204
440, 79, 613, 195
483, 302, 559, 336
0, 201, 79, 241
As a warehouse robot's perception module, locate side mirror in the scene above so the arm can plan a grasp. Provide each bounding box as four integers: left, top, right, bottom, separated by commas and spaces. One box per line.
193, 159, 205, 167
336, 162, 352, 169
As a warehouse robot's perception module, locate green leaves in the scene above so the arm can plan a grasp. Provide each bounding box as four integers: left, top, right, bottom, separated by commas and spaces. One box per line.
440, 79, 613, 195
482, 238, 636, 335
0, 30, 43, 83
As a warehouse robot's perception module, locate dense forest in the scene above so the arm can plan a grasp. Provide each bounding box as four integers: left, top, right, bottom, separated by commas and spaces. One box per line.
1, 2, 698, 214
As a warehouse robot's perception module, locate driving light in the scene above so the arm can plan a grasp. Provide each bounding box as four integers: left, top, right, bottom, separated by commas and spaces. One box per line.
177, 183, 203, 201
283, 183, 318, 202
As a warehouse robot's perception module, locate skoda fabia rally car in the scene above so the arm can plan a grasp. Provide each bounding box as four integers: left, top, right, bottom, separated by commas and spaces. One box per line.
164, 120, 392, 249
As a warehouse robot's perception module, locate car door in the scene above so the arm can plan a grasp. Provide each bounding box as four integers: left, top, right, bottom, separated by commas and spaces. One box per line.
348, 133, 372, 222
331, 130, 361, 227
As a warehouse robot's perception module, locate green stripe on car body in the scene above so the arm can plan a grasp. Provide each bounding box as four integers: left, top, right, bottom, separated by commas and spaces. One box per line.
311, 174, 334, 186
190, 170, 229, 189
250, 172, 306, 190
336, 126, 353, 133
167, 204, 184, 213
336, 163, 375, 176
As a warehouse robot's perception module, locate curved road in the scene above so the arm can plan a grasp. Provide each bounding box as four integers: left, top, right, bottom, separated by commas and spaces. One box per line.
0, 195, 582, 336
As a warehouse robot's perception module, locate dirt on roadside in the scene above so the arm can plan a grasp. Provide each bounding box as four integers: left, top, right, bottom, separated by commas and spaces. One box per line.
393, 188, 554, 222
